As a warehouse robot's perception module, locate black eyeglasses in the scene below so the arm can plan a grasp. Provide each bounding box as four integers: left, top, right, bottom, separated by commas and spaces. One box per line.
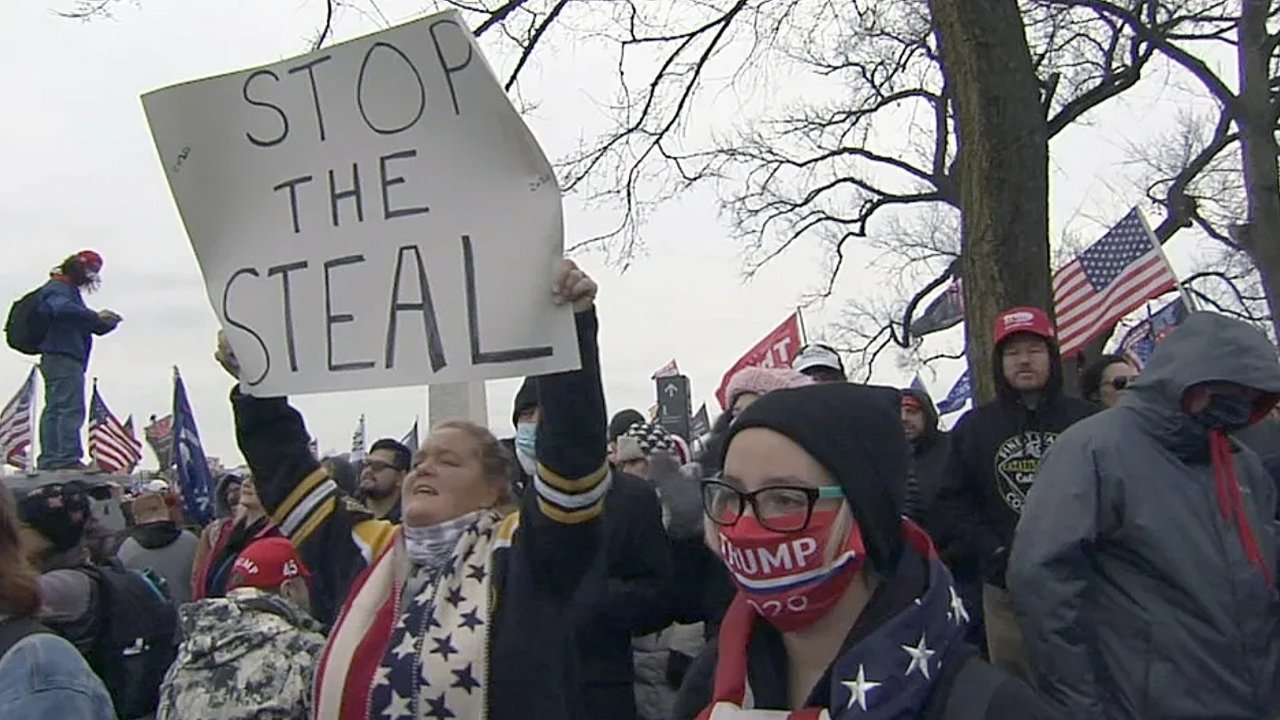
701, 480, 844, 533
1109, 376, 1132, 391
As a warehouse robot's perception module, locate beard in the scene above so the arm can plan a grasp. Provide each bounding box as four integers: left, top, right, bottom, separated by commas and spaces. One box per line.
359, 481, 397, 501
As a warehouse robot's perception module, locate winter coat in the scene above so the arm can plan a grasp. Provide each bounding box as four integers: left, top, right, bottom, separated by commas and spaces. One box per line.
1008, 311, 1280, 720
930, 334, 1097, 586
1237, 417, 1280, 492
577, 468, 672, 720
674, 523, 1055, 720
0, 621, 114, 720
232, 309, 609, 720
902, 388, 952, 525
156, 588, 326, 720
36, 278, 114, 365
116, 522, 198, 605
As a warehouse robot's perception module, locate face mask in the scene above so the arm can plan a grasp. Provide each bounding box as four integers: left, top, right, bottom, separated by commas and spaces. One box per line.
1192, 393, 1256, 431
716, 509, 866, 632
514, 423, 537, 458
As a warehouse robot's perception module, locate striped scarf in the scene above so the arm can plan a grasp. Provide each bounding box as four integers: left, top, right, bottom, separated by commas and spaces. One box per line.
314, 510, 517, 720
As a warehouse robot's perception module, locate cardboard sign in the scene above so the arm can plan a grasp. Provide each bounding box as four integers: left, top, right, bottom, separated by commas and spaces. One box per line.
142, 11, 580, 396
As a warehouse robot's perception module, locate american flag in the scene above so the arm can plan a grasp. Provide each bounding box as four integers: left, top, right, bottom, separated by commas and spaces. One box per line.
89, 383, 142, 474
1052, 208, 1178, 357
0, 368, 36, 469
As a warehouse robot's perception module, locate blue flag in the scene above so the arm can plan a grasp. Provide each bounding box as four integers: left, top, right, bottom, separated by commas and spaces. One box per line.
173, 369, 215, 525
937, 370, 971, 415
909, 374, 929, 395
1117, 298, 1187, 367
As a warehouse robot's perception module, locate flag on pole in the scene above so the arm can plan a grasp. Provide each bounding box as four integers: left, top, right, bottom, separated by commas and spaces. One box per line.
716, 313, 804, 408
400, 420, 420, 454
937, 371, 971, 416
1052, 208, 1179, 357
1116, 297, 1188, 368
173, 368, 216, 525
690, 404, 711, 439
145, 414, 175, 468
88, 383, 142, 474
351, 415, 367, 462
910, 279, 965, 338
909, 374, 929, 395
652, 359, 680, 379
0, 368, 36, 470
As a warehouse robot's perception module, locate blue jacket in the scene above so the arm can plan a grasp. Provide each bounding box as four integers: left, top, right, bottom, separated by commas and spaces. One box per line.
37, 279, 114, 365
0, 631, 115, 720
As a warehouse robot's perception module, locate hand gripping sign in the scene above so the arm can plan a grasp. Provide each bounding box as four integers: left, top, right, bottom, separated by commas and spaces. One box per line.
143, 11, 580, 396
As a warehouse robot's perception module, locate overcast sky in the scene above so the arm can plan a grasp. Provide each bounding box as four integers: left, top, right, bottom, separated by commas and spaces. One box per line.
0, 0, 1218, 464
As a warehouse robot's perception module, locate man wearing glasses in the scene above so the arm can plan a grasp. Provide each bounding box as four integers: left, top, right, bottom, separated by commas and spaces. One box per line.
355, 438, 411, 522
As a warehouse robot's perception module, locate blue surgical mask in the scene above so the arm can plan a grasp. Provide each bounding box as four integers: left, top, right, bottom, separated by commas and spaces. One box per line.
514, 423, 537, 458
1192, 393, 1256, 431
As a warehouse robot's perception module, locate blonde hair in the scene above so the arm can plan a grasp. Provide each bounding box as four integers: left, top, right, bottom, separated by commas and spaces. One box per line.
432, 421, 517, 515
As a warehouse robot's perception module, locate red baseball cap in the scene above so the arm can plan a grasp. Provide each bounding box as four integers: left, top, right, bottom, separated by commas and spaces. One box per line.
76, 250, 103, 271
994, 306, 1055, 346
228, 537, 310, 590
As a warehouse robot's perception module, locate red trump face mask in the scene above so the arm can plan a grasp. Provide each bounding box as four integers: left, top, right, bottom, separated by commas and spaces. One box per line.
716, 509, 867, 631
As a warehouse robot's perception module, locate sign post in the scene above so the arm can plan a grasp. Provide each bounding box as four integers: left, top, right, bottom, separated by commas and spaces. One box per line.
143, 11, 580, 397
656, 375, 692, 441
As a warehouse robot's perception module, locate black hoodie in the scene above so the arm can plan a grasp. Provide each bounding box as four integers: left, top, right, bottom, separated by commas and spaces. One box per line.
931, 333, 1098, 586
902, 388, 951, 525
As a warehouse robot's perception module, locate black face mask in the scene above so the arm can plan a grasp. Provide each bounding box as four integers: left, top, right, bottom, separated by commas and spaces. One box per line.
1191, 394, 1255, 431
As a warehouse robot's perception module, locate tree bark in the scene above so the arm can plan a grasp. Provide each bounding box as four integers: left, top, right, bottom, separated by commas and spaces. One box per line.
929, 0, 1052, 404
1235, 0, 1280, 338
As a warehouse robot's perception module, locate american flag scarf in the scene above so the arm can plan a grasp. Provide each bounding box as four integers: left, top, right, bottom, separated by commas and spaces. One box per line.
313, 510, 519, 720
698, 522, 967, 720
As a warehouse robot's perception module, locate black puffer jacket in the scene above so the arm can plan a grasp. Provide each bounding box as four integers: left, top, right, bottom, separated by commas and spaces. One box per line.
902, 388, 951, 525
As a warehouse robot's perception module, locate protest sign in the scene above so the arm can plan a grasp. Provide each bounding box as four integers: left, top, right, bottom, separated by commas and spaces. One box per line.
142, 10, 580, 396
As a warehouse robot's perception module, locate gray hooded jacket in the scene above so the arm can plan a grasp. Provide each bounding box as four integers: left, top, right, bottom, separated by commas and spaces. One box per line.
1008, 312, 1280, 719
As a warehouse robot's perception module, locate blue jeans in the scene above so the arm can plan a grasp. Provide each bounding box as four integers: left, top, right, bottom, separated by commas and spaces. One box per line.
0, 633, 115, 720
38, 353, 86, 470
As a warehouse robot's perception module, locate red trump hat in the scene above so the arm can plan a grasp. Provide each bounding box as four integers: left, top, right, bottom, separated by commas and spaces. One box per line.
228, 537, 310, 590
993, 306, 1055, 346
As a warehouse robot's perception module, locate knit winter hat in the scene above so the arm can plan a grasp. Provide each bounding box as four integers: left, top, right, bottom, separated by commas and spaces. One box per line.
724, 366, 814, 409
609, 409, 647, 444
722, 383, 907, 573
615, 422, 675, 463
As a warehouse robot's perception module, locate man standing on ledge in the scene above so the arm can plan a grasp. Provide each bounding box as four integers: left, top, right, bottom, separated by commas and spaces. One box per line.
37, 250, 121, 472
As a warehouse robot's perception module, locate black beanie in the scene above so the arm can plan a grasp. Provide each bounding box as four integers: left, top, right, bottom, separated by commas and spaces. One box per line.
511, 378, 538, 428
721, 383, 908, 573
609, 409, 646, 443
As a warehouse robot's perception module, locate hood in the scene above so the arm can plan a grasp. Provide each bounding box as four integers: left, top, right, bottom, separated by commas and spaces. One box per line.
129, 521, 182, 549
213, 474, 242, 518
993, 333, 1065, 407
175, 588, 323, 670
902, 388, 941, 443
1122, 312, 1280, 443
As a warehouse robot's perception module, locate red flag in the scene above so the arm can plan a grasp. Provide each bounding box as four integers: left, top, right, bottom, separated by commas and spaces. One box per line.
715, 313, 804, 409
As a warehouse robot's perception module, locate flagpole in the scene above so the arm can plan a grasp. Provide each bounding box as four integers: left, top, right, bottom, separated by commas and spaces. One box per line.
1136, 207, 1198, 312
797, 307, 809, 345
25, 367, 37, 474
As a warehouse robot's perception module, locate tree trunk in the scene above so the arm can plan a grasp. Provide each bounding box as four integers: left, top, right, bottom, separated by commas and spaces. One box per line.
929, 0, 1052, 404
1236, 0, 1280, 338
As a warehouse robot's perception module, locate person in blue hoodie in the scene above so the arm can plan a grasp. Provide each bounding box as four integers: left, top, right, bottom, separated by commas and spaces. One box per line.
36, 250, 122, 471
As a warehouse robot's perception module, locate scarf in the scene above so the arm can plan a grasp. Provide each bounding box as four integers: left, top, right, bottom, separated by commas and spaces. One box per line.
1209, 430, 1274, 588
403, 510, 486, 571
314, 510, 519, 720
699, 522, 965, 720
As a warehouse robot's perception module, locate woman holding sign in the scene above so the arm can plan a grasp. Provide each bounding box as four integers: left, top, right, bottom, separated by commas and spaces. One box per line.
218, 260, 609, 720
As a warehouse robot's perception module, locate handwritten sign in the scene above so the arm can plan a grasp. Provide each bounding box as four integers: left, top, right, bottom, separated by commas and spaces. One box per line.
142, 11, 579, 396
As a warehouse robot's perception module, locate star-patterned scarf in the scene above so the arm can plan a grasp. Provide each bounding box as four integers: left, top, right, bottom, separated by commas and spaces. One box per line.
699, 521, 968, 720
314, 509, 517, 720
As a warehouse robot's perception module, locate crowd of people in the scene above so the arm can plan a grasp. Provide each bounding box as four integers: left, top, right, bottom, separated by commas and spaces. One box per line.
2, 254, 1280, 720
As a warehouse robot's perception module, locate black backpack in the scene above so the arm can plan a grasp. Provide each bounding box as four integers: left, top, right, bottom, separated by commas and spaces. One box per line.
80, 562, 179, 720
5, 288, 48, 355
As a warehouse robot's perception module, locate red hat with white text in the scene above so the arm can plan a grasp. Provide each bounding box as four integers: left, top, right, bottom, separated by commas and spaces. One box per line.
228, 537, 310, 590
993, 306, 1055, 346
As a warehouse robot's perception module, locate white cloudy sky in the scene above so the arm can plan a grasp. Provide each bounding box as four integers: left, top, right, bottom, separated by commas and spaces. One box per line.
0, 0, 1219, 463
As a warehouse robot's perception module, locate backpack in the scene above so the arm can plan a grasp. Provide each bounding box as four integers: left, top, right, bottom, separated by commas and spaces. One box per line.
80, 562, 179, 720
5, 287, 48, 355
